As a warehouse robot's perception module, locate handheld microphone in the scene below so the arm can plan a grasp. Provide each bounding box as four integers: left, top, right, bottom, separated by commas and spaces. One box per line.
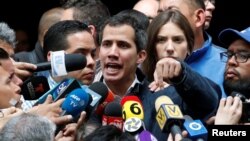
56, 88, 91, 134
102, 101, 123, 130
183, 115, 207, 141
230, 91, 250, 122
230, 91, 247, 102
21, 76, 50, 100
95, 88, 114, 116
60, 88, 91, 117
82, 82, 109, 115
33, 79, 75, 105
155, 95, 184, 137
32, 53, 86, 72
121, 96, 144, 120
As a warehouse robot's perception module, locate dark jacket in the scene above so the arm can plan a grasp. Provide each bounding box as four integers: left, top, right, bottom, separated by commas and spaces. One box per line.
14, 42, 46, 64
128, 62, 220, 141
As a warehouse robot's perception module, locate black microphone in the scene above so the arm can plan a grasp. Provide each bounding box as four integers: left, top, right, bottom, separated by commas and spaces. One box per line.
102, 101, 123, 130
21, 76, 50, 100
230, 91, 247, 102
231, 91, 250, 123
82, 82, 109, 115
32, 53, 86, 72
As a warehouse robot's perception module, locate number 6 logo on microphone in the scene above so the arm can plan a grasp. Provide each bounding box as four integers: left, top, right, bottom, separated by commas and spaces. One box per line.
122, 101, 144, 120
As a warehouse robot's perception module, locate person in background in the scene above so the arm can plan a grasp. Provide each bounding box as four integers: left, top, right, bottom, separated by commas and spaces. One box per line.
0, 22, 16, 56
61, 0, 110, 74
14, 7, 64, 64
43, 20, 96, 86
141, 9, 219, 141
159, 0, 226, 98
213, 27, 250, 125
14, 29, 31, 53
204, 0, 215, 30
133, 0, 159, 23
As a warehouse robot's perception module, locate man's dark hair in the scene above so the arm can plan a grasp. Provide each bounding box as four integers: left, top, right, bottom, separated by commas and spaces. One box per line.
43, 20, 90, 60
62, 0, 110, 34
116, 9, 149, 31
99, 12, 148, 52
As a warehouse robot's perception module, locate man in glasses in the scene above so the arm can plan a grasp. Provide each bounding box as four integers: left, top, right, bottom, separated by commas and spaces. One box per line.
213, 27, 250, 125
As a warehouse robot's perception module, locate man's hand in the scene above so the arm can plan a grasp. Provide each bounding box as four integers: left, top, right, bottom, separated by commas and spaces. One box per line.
11, 58, 37, 80
0, 107, 23, 129
28, 95, 73, 125
215, 96, 242, 125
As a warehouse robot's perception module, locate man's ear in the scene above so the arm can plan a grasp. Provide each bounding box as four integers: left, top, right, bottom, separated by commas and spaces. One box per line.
194, 9, 206, 28
137, 50, 147, 64
47, 51, 52, 61
88, 25, 96, 36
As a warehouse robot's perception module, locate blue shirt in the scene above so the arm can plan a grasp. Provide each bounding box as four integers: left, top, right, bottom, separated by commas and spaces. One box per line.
185, 32, 227, 98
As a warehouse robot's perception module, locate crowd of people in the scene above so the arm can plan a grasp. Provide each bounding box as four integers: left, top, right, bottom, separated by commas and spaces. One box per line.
0, 0, 249, 141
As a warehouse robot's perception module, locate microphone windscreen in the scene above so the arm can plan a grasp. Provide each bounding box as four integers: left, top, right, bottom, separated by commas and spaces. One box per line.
21, 76, 50, 100
89, 82, 109, 103
230, 91, 247, 102
120, 95, 142, 106
64, 54, 86, 72
155, 95, 173, 111
61, 88, 90, 117
121, 96, 144, 120
104, 102, 122, 117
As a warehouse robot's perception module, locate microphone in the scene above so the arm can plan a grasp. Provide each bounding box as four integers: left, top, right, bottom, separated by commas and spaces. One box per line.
60, 88, 91, 117
82, 82, 109, 115
121, 96, 152, 139
33, 79, 77, 105
56, 88, 92, 134
230, 91, 247, 102
21, 75, 50, 100
120, 96, 144, 120
183, 115, 207, 141
155, 95, 185, 137
102, 101, 123, 130
231, 91, 250, 122
95, 89, 114, 116
32, 53, 86, 72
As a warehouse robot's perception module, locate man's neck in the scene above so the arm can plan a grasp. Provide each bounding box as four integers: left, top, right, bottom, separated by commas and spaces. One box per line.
105, 76, 136, 97
193, 30, 205, 50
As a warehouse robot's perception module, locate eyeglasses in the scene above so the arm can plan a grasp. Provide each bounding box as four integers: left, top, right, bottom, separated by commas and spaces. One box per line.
220, 51, 250, 63
204, 0, 216, 6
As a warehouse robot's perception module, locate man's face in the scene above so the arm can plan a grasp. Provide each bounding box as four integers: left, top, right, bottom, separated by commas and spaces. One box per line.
99, 25, 145, 85
49, 31, 96, 85
223, 39, 250, 97
0, 58, 23, 86
0, 67, 22, 108
159, 0, 200, 31
204, 0, 215, 29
